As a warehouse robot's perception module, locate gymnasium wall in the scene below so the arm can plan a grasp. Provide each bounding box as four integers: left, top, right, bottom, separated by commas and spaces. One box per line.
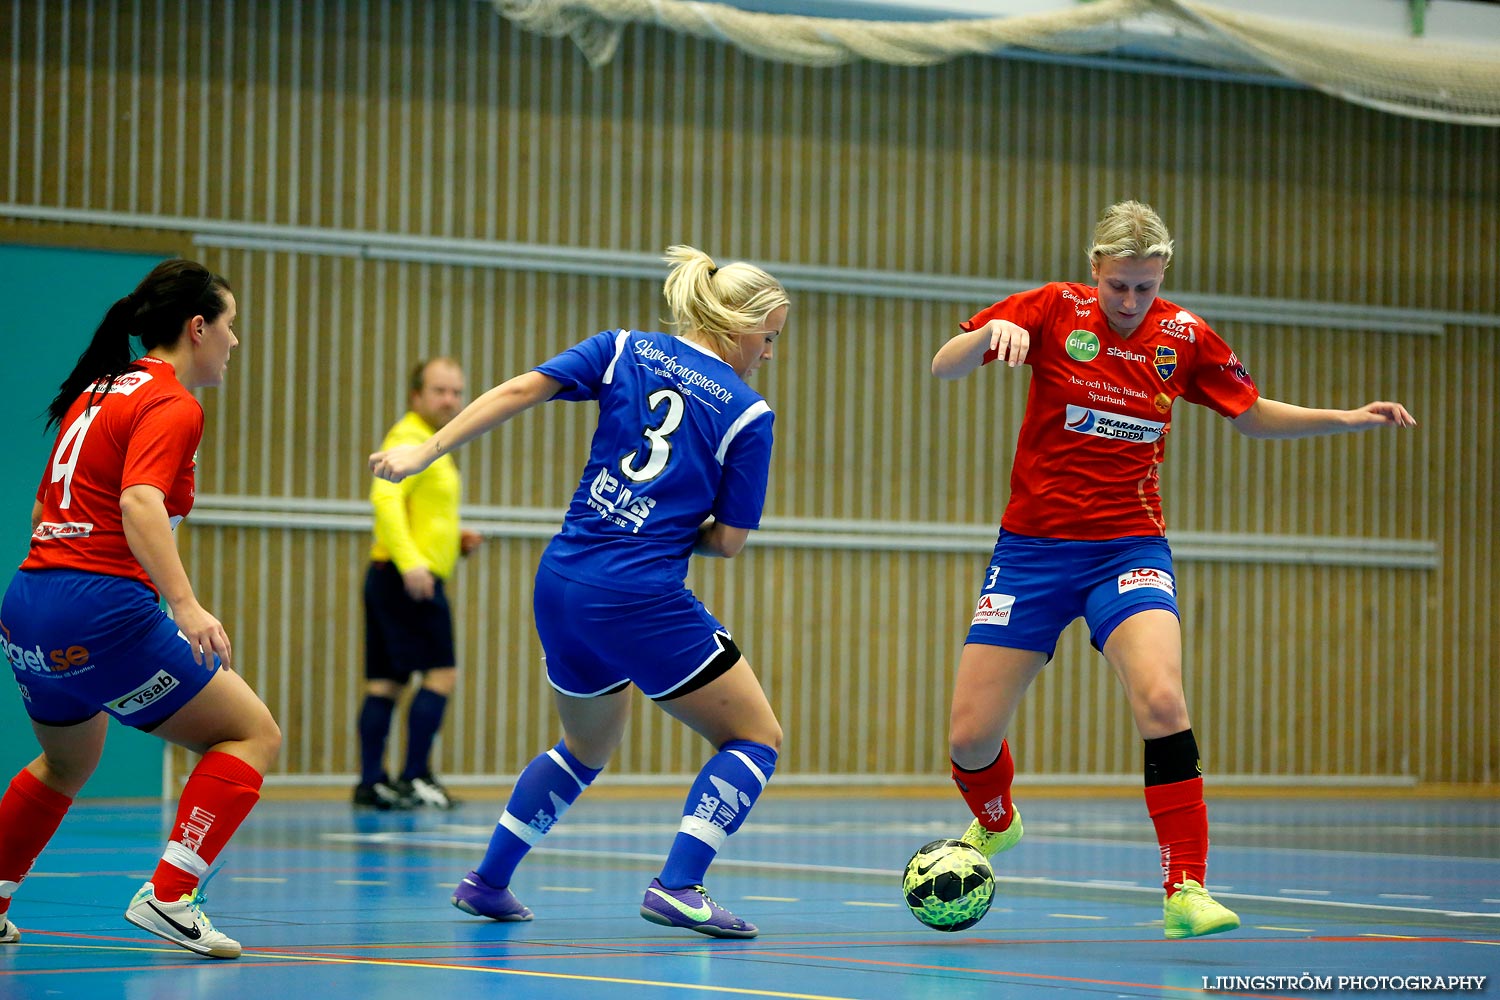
0, 0, 1494, 785
0, 245, 168, 798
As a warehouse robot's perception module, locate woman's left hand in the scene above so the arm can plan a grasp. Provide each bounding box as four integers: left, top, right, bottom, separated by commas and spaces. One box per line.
1354, 401, 1417, 428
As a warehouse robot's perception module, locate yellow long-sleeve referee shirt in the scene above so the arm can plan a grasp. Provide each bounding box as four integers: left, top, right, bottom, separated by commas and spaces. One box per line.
369, 411, 462, 580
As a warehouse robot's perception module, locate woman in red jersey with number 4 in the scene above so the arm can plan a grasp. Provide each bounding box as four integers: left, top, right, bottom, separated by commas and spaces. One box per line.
931, 201, 1415, 939
0, 259, 281, 959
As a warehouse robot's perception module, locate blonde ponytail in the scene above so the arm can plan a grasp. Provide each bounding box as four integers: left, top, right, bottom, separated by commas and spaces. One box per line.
662, 245, 789, 359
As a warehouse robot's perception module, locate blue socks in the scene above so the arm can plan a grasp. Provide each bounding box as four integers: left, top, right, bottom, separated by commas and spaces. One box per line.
357, 695, 396, 785
659, 740, 777, 890
476, 741, 601, 887
401, 688, 449, 781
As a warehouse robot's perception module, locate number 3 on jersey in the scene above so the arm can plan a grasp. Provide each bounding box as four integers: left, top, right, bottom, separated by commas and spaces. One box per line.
620, 388, 685, 482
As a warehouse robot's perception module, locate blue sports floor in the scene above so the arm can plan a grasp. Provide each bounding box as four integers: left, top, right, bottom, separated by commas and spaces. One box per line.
1, 790, 1496, 999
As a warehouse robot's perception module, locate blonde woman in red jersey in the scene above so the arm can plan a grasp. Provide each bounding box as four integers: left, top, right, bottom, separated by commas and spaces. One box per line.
0, 259, 281, 958
930, 201, 1415, 939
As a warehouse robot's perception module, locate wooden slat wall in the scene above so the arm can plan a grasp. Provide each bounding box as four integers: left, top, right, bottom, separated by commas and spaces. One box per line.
1, 0, 1494, 783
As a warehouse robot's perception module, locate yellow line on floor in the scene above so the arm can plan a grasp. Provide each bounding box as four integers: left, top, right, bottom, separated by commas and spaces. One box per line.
259, 951, 869, 1000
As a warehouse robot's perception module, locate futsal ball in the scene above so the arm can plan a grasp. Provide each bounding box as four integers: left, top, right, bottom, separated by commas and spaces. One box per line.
902, 838, 995, 932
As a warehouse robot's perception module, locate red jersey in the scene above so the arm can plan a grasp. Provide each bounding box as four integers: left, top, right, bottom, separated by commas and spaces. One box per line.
962, 282, 1259, 540
21, 356, 202, 590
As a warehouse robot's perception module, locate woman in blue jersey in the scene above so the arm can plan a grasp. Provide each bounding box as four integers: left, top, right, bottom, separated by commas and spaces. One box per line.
371, 245, 788, 939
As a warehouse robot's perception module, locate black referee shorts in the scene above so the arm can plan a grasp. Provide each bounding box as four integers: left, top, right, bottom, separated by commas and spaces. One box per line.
362, 561, 457, 683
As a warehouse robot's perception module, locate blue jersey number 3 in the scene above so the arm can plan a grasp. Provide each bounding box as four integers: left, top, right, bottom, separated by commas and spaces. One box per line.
620, 388, 685, 482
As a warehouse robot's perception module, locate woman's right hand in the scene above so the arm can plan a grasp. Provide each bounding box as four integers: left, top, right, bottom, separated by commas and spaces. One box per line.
171, 601, 232, 668
981, 319, 1031, 367
932, 319, 1031, 379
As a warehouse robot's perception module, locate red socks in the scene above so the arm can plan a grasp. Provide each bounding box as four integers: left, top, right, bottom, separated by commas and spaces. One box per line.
0, 769, 74, 915
151, 751, 264, 900
951, 739, 1017, 832
1144, 776, 1208, 894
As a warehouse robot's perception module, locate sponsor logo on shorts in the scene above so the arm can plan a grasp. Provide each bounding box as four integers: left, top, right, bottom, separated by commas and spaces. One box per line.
48, 645, 91, 672
971, 593, 1015, 626
0, 624, 93, 675
1064, 404, 1165, 443
1065, 331, 1100, 362
109, 669, 180, 715
1118, 568, 1175, 596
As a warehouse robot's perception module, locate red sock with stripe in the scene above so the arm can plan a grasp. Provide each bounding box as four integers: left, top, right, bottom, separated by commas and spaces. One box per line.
951, 739, 1017, 832
0, 768, 74, 916
151, 751, 264, 900
1145, 777, 1209, 895
1143, 729, 1208, 896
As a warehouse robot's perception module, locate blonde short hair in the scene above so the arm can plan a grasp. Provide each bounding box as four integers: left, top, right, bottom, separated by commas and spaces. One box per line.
1087, 200, 1174, 267
661, 245, 789, 359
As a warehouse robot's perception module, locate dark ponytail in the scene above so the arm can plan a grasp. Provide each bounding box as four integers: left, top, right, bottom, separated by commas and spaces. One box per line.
46, 259, 231, 431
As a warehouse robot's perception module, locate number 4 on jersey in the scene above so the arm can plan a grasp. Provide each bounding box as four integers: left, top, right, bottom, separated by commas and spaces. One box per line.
51, 406, 101, 508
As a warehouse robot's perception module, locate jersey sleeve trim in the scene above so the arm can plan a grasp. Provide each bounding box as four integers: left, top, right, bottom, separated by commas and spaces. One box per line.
601, 329, 631, 385
715, 400, 771, 464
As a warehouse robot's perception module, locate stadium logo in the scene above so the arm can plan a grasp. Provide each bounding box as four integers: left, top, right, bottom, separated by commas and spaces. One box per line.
1107, 346, 1149, 364
1065, 331, 1100, 362
1154, 346, 1177, 381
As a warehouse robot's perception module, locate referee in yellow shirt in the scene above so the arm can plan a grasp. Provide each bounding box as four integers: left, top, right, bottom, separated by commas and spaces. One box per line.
355, 357, 480, 810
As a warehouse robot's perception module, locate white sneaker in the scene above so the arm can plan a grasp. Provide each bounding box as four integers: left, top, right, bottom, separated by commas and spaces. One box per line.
402, 775, 458, 809
0, 917, 18, 944
124, 882, 241, 959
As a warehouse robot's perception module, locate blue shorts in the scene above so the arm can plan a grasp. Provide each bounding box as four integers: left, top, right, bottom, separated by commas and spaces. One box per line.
966, 530, 1179, 660
2, 569, 221, 729
363, 561, 457, 683
532, 562, 742, 701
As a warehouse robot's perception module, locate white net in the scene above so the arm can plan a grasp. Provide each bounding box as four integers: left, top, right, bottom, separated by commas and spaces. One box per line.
489, 0, 1500, 126
1176, 1, 1500, 125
